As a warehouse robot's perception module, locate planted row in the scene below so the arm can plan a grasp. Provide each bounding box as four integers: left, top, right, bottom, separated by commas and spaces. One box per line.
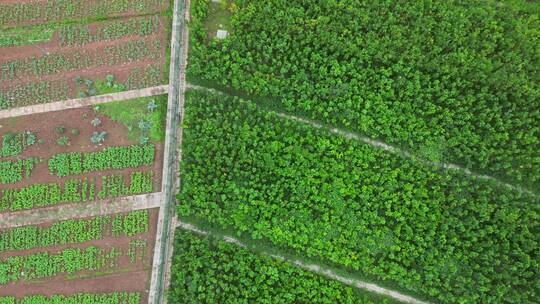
59, 16, 161, 47
0, 171, 154, 212
48, 144, 155, 177
177, 90, 539, 304
0, 292, 141, 304
169, 230, 390, 304
0, 246, 119, 285
0, 131, 36, 158
0, 210, 150, 253
1, 39, 162, 81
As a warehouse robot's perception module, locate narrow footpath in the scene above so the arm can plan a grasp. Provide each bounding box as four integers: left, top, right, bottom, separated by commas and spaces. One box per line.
0, 85, 169, 119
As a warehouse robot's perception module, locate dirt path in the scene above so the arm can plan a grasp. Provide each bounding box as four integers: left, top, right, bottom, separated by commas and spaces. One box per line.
175, 220, 429, 304
0, 85, 168, 119
186, 84, 538, 198
148, 0, 189, 302
0, 192, 162, 229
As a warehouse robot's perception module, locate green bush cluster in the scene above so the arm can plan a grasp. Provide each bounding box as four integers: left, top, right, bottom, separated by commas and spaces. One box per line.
0, 131, 36, 158
177, 91, 539, 304
48, 144, 155, 177
0, 158, 37, 184
0, 171, 154, 212
0, 292, 141, 304
0, 210, 150, 253
188, 0, 540, 191
169, 230, 389, 304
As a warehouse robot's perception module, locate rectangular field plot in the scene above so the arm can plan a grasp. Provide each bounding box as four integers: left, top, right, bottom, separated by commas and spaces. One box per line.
0, 96, 166, 213
0, 208, 159, 303
0, 4, 170, 109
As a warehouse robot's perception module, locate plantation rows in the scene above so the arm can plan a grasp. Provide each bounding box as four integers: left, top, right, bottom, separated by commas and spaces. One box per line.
0, 0, 167, 27
59, 16, 161, 47
0, 64, 162, 110
48, 144, 155, 177
177, 91, 539, 304
169, 230, 390, 304
0, 210, 149, 253
0, 292, 141, 304
0, 158, 38, 185
188, 0, 540, 191
1, 39, 162, 81
0, 243, 145, 285
0, 171, 154, 212
0, 80, 70, 110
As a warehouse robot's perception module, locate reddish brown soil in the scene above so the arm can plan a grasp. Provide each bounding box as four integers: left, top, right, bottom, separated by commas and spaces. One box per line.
0, 208, 159, 302
0, 105, 164, 212
0, 16, 169, 105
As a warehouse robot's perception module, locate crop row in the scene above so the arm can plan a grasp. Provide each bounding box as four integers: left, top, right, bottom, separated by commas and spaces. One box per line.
177, 90, 539, 304
0, 210, 149, 253
0, 292, 141, 304
0, 158, 38, 184
0, 80, 70, 110
59, 16, 161, 47
48, 144, 155, 177
0, 171, 154, 212
1, 39, 162, 81
0, 242, 147, 285
188, 0, 540, 190
0, 0, 167, 27
170, 230, 390, 303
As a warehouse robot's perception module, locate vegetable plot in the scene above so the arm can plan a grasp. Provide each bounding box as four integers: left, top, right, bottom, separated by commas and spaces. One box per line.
48, 144, 155, 177
0, 292, 141, 304
177, 90, 539, 304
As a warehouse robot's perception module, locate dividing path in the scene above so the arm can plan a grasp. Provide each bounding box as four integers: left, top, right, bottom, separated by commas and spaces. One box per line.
176, 220, 430, 304
148, 0, 189, 302
0, 85, 169, 119
0, 192, 162, 229
186, 84, 538, 198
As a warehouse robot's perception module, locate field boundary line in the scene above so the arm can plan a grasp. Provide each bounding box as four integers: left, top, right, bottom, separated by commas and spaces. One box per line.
176, 220, 429, 304
148, 0, 187, 301
186, 84, 538, 198
0, 85, 169, 119
0, 192, 162, 229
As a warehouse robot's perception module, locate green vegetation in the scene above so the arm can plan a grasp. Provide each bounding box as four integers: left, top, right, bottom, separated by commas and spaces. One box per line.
0, 131, 36, 158
98, 95, 168, 142
188, 0, 540, 191
0, 80, 70, 110
0, 210, 149, 253
1, 40, 161, 81
177, 90, 539, 304
0, 292, 141, 304
48, 144, 155, 177
0, 171, 154, 212
0, 158, 38, 184
169, 230, 392, 304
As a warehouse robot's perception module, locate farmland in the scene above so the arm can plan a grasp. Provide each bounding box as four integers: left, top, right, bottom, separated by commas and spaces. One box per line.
0, 93, 167, 301
0, 1, 170, 109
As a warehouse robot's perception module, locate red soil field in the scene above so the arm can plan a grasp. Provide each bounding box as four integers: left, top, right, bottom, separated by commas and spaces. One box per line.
0, 208, 160, 302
